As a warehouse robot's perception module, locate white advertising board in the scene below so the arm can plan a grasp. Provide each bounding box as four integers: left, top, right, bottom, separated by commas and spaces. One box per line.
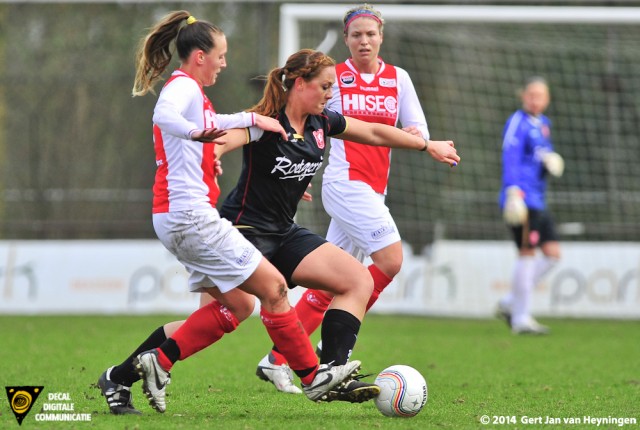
0, 240, 637, 319
373, 241, 639, 319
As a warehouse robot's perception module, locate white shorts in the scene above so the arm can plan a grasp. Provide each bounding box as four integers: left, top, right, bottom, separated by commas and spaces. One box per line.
153, 209, 262, 294
322, 180, 401, 262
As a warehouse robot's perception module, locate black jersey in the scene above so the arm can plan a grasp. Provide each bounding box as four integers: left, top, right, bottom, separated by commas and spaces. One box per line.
220, 108, 347, 233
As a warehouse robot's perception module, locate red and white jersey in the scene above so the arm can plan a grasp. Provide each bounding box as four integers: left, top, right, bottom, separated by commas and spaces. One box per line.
323, 58, 429, 194
151, 70, 255, 213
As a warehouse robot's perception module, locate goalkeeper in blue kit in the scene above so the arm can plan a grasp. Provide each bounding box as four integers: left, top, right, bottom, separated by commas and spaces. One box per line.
498, 77, 564, 335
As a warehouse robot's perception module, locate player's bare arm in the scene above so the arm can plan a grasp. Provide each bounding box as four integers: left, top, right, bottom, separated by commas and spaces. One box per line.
214, 128, 255, 158
340, 117, 460, 167
301, 184, 313, 202
402, 126, 459, 166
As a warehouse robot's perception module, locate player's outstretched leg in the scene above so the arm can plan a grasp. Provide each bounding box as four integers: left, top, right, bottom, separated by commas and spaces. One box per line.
302, 360, 363, 402
256, 352, 302, 394
97, 366, 141, 415
133, 349, 171, 413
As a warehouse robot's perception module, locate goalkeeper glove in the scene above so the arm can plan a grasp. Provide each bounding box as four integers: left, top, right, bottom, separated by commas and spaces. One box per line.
542, 151, 564, 177
503, 185, 528, 226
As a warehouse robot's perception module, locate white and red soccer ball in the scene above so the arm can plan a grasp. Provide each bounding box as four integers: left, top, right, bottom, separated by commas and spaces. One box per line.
374, 365, 428, 418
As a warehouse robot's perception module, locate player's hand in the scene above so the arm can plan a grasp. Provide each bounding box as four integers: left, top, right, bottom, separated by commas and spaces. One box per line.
191, 128, 227, 144
214, 159, 223, 176
254, 114, 288, 140
402, 126, 422, 137
301, 183, 313, 202
503, 185, 528, 226
542, 151, 564, 177
426, 140, 460, 167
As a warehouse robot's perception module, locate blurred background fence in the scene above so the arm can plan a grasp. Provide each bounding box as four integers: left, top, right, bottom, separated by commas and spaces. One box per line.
1, 1, 640, 253
0, 1, 282, 238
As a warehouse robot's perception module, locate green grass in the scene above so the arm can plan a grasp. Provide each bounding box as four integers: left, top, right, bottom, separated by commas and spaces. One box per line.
1, 315, 638, 429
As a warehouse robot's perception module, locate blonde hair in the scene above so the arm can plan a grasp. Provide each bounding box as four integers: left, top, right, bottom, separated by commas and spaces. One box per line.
249, 49, 336, 117
132, 10, 223, 96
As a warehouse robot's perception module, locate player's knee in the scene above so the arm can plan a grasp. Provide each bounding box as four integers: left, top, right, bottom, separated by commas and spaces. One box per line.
378, 256, 402, 279
258, 275, 289, 314
371, 246, 403, 278
224, 296, 255, 322
351, 267, 374, 302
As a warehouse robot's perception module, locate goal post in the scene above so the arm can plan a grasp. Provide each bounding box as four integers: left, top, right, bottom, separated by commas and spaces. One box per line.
279, 4, 640, 65
280, 4, 640, 249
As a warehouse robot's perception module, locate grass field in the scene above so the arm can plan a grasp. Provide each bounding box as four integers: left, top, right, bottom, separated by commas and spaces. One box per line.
1, 314, 638, 429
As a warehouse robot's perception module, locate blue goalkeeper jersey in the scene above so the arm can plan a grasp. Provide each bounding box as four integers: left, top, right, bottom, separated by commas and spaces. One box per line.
499, 109, 554, 210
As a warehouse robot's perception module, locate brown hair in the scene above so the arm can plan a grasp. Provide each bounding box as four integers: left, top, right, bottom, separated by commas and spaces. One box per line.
132, 11, 224, 96
249, 49, 336, 117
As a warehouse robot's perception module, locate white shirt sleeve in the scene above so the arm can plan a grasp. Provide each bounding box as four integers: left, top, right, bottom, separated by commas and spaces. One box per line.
327, 82, 343, 114
152, 78, 202, 140
153, 77, 258, 140
248, 126, 264, 142
214, 112, 256, 130
396, 67, 430, 140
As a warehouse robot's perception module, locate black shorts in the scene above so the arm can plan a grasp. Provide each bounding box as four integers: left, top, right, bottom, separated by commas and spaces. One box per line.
509, 209, 559, 249
238, 224, 327, 288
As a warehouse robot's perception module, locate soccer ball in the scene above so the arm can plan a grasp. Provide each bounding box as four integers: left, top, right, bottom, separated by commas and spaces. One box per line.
374, 365, 428, 418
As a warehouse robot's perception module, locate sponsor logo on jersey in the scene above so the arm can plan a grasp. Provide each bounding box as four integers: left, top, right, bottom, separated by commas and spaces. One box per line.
359, 86, 379, 92
312, 129, 325, 149
384, 96, 398, 114
271, 156, 323, 181
379, 78, 397, 87
204, 110, 216, 128
340, 71, 357, 87
343, 94, 398, 114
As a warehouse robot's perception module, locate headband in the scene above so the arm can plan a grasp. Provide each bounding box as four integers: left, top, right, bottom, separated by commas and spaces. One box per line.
186, 16, 197, 25
344, 9, 382, 32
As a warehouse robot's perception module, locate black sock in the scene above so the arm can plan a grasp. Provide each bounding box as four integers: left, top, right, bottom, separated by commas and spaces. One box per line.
320, 309, 361, 366
110, 326, 167, 386
158, 338, 181, 364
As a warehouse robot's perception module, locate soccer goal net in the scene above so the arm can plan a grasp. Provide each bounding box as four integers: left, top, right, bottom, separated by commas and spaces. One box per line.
281, 4, 640, 251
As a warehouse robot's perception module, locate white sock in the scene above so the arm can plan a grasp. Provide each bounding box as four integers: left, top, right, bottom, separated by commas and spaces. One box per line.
511, 256, 535, 327
533, 256, 559, 286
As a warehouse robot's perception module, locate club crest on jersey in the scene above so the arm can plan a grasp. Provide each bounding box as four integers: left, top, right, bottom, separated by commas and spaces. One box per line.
541, 125, 551, 138
312, 129, 325, 149
340, 71, 357, 87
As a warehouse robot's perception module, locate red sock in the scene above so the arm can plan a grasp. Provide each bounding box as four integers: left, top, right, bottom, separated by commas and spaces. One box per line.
269, 350, 288, 366
171, 301, 239, 363
260, 307, 318, 385
295, 289, 333, 335
366, 264, 393, 311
